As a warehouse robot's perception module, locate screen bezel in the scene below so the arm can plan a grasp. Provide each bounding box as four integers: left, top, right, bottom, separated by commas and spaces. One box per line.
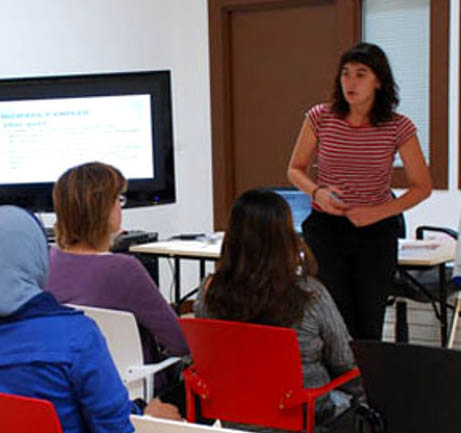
0, 70, 175, 211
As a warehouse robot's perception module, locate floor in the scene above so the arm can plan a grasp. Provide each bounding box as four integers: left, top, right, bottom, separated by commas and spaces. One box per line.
383, 296, 461, 348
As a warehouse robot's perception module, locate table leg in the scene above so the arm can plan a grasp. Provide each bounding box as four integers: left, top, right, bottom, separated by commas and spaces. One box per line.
174, 256, 181, 305
439, 263, 448, 347
395, 300, 409, 343
199, 259, 206, 281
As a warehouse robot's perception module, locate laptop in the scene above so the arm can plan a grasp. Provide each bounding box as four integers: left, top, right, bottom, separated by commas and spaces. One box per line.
268, 187, 311, 235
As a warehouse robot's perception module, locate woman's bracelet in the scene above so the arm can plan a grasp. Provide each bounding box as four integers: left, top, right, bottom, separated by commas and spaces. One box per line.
311, 186, 325, 202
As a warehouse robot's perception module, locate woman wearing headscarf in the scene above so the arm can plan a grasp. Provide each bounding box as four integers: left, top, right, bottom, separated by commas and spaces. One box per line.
0, 205, 179, 433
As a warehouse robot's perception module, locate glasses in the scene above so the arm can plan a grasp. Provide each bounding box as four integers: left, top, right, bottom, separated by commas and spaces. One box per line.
119, 194, 127, 208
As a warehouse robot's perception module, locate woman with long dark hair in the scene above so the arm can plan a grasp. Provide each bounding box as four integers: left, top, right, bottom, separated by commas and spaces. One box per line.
194, 189, 362, 426
287, 43, 431, 340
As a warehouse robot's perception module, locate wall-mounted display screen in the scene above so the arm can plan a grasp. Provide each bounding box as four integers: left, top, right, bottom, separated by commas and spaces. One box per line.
0, 70, 175, 211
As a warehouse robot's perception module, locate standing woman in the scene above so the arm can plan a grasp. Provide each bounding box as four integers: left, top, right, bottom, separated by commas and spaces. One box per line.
287, 43, 431, 340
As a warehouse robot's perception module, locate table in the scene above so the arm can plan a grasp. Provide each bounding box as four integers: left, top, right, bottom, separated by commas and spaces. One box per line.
396, 239, 456, 347
131, 237, 456, 345
398, 239, 455, 266
130, 238, 221, 306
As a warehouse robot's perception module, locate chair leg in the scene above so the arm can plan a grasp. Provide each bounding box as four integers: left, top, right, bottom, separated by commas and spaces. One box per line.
448, 297, 461, 349
185, 387, 196, 422
144, 376, 154, 401
306, 401, 316, 433
395, 300, 409, 343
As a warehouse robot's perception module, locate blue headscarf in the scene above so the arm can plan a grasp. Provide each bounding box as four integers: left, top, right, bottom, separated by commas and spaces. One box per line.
0, 206, 49, 316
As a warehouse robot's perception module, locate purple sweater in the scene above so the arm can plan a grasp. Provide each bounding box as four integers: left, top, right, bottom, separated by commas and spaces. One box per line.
46, 247, 189, 364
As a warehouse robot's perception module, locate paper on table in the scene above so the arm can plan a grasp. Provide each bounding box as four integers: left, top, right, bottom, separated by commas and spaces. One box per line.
399, 239, 440, 250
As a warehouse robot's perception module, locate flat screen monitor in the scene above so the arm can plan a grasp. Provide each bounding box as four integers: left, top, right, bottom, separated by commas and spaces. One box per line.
0, 70, 175, 211
269, 187, 311, 234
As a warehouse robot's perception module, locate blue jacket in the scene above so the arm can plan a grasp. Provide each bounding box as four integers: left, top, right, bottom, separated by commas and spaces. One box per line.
0, 292, 134, 433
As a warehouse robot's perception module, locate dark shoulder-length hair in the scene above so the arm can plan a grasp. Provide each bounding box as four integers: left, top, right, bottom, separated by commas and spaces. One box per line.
53, 161, 126, 249
205, 188, 317, 327
331, 42, 399, 125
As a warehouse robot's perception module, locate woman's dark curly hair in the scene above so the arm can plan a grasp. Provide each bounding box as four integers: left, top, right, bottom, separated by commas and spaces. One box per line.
331, 42, 399, 125
205, 188, 317, 327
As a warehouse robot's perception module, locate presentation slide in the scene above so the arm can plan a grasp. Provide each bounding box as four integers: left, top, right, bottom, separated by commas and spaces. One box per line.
0, 94, 155, 184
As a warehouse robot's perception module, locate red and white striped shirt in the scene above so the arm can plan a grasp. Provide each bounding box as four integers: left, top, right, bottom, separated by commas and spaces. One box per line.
308, 103, 416, 207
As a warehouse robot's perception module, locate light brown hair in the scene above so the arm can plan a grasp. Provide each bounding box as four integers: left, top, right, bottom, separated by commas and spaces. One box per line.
53, 162, 126, 249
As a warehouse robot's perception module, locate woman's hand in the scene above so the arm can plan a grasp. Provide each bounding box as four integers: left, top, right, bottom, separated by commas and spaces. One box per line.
314, 187, 350, 216
144, 398, 182, 420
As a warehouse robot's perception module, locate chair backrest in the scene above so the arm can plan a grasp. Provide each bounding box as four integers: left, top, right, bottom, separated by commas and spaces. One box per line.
179, 318, 305, 431
69, 304, 145, 398
0, 392, 63, 433
351, 341, 461, 433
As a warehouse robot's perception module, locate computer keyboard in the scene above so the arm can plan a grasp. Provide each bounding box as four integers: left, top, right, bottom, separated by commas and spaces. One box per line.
111, 230, 158, 253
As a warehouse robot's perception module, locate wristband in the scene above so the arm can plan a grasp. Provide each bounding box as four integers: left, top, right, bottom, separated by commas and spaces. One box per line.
312, 186, 324, 202
132, 398, 148, 414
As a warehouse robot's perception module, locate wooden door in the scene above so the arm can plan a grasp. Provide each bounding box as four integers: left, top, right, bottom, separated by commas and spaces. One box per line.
209, 0, 360, 229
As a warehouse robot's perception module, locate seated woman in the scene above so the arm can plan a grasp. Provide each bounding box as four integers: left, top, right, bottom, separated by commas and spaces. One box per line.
194, 189, 363, 428
0, 205, 180, 433
46, 162, 189, 391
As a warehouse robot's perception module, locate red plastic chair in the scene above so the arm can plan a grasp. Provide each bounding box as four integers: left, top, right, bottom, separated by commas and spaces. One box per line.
179, 318, 360, 433
0, 392, 63, 433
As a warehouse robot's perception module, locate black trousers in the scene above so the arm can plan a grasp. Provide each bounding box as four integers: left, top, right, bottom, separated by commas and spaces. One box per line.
302, 210, 399, 340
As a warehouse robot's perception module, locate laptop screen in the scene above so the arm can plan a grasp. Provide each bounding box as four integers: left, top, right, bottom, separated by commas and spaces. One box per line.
268, 187, 311, 234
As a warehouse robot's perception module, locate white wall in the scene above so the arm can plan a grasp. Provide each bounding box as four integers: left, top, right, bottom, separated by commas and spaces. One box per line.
1, 0, 460, 297
401, 0, 461, 236
0, 0, 213, 298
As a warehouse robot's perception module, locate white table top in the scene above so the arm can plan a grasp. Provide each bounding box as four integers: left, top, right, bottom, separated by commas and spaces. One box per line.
130, 239, 221, 259
130, 237, 456, 267
397, 239, 456, 266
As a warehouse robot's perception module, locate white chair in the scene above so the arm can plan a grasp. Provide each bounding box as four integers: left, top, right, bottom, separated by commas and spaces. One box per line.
130, 415, 245, 433
69, 304, 180, 400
